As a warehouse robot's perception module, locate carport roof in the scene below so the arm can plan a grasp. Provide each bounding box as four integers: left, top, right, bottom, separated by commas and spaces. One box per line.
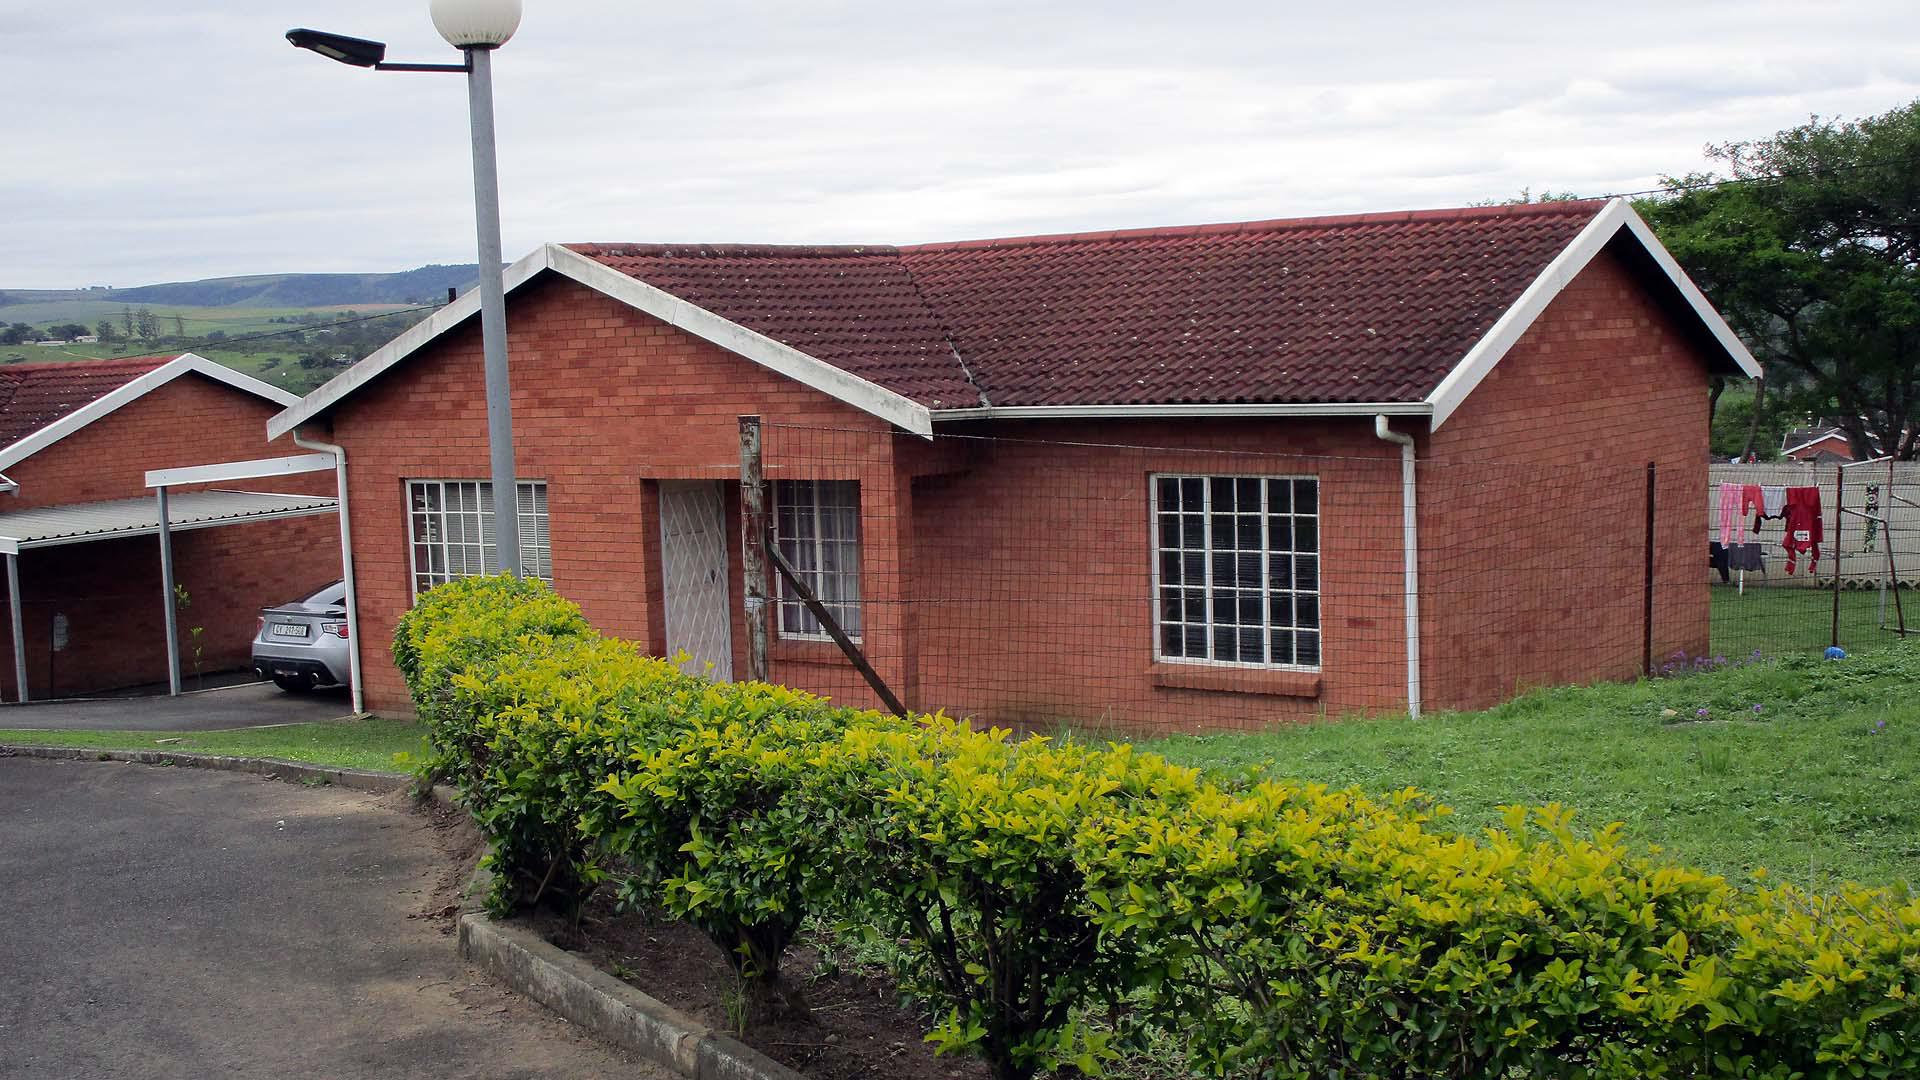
0, 490, 337, 554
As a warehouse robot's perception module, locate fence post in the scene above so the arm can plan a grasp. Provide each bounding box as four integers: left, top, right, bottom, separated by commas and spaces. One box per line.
1643, 461, 1656, 677
1832, 463, 1844, 650
738, 415, 770, 683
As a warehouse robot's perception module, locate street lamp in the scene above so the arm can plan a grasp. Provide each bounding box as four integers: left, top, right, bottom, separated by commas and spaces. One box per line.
287, 0, 525, 577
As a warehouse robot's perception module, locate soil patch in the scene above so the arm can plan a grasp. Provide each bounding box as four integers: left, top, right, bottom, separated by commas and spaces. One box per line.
528, 892, 989, 1080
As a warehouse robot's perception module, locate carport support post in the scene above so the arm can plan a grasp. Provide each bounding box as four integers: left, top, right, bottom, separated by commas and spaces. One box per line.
7, 552, 26, 703
157, 486, 181, 697
739, 415, 769, 683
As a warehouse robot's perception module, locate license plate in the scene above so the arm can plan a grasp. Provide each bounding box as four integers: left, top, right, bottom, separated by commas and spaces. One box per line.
271, 624, 309, 638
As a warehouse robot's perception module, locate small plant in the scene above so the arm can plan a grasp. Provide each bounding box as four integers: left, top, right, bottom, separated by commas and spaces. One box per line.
1695, 740, 1734, 776
172, 584, 206, 689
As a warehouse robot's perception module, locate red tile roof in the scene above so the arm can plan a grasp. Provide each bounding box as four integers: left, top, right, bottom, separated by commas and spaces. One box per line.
0, 356, 173, 451
568, 200, 1606, 409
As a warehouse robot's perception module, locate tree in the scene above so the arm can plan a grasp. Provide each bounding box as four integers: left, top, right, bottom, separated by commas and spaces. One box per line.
120, 307, 134, 337
1640, 100, 1920, 460
96, 320, 120, 344
0, 323, 31, 346
46, 323, 89, 342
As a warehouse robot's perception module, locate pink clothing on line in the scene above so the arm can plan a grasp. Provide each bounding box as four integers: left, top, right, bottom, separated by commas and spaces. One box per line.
1718, 483, 1744, 545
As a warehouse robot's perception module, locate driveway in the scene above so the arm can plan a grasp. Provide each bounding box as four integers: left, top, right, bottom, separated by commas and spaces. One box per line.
0, 680, 354, 731
0, 758, 667, 1080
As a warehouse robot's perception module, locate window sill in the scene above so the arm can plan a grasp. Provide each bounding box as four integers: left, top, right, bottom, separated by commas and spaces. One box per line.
771, 637, 855, 665
1149, 662, 1322, 699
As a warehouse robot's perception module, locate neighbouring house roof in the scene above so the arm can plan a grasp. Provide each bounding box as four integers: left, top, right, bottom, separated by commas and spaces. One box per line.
0, 489, 337, 554
0, 353, 300, 474
270, 197, 1761, 439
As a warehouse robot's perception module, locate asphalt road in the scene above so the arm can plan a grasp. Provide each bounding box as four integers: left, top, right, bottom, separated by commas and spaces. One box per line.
0, 757, 665, 1080
0, 680, 354, 731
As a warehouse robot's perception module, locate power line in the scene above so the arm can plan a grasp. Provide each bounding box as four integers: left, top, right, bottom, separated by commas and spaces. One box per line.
1591, 151, 1920, 202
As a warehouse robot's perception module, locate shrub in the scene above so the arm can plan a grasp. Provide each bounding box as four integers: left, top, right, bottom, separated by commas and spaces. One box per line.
821, 720, 1203, 1080
594, 683, 901, 1014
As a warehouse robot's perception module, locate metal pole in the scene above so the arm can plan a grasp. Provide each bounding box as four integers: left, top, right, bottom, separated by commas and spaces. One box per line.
1889, 457, 1908, 638
465, 46, 520, 576
158, 487, 181, 696
7, 552, 27, 703
1831, 464, 1844, 650
1643, 462, 1656, 677
738, 416, 770, 683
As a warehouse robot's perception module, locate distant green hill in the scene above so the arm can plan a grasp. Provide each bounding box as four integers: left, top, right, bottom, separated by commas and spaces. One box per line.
0, 263, 483, 309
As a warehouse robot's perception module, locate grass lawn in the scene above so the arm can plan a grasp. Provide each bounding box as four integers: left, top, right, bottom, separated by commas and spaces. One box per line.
1711, 582, 1914, 660
0, 718, 429, 774
1142, 639, 1920, 891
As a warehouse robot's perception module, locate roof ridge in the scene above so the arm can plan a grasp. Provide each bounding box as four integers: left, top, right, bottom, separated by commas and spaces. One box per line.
896, 199, 1613, 254
564, 242, 902, 259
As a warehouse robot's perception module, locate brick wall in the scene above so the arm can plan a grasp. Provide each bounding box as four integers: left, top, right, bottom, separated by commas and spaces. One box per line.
326, 275, 894, 713
1419, 243, 1714, 708
0, 373, 341, 699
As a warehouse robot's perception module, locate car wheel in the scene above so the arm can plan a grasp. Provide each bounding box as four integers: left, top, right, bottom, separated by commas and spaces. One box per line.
272, 673, 317, 694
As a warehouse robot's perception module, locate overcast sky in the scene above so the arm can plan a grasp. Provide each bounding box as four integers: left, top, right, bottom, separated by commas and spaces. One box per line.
3, 1, 1916, 287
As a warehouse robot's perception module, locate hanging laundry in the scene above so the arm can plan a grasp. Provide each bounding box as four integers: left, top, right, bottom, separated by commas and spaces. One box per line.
1782, 486, 1824, 575
1718, 483, 1743, 546
1762, 486, 1787, 518
1730, 542, 1766, 574
1709, 541, 1731, 583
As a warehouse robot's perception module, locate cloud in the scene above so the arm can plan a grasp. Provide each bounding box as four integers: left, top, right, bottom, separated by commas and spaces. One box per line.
1, 0, 1917, 284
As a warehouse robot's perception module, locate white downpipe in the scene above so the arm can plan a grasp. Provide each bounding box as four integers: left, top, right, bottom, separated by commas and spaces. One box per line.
293, 429, 364, 715
1373, 416, 1422, 719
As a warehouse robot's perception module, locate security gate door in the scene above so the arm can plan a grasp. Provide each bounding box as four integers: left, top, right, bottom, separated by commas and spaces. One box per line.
658, 481, 734, 680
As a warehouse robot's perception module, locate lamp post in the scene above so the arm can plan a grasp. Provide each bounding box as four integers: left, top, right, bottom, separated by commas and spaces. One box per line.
287, 0, 524, 577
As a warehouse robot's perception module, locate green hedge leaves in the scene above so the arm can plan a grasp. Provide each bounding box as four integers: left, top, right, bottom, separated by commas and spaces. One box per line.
398, 576, 1920, 1080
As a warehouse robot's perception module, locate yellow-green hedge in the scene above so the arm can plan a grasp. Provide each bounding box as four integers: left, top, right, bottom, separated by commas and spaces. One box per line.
397, 576, 1920, 1080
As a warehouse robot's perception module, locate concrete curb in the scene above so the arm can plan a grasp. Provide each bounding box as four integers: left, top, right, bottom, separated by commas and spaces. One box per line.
457, 912, 804, 1080
0, 744, 408, 792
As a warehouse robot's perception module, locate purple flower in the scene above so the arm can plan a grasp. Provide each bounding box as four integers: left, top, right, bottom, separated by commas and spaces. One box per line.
1752, 704, 1764, 714
1696, 707, 1711, 718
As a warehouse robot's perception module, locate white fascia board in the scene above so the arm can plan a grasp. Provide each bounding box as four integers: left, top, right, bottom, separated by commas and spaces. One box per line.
931, 401, 1433, 422
267, 249, 551, 439
1424, 198, 1763, 431
1780, 433, 1848, 457
145, 453, 338, 489
270, 244, 936, 440
0, 353, 301, 473
0, 474, 15, 494
542, 245, 934, 437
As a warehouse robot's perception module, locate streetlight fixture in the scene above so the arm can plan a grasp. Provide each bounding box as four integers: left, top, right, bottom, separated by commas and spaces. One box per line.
287, 0, 525, 577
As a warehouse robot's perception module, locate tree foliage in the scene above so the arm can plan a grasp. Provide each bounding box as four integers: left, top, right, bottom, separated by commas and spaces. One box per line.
1641, 101, 1920, 459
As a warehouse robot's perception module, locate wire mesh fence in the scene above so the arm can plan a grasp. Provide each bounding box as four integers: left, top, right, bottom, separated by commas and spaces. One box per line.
1703, 461, 1919, 670
631, 422, 1908, 735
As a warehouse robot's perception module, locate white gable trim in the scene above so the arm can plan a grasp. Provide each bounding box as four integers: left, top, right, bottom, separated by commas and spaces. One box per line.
0, 353, 302, 474
1424, 198, 1762, 430
1781, 432, 1851, 457
268, 244, 935, 439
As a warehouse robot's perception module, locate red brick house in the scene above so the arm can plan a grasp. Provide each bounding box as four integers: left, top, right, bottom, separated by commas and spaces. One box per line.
269, 198, 1758, 732
0, 354, 341, 700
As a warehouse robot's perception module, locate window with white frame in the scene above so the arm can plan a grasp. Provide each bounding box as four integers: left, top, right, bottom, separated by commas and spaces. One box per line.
772, 479, 861, 639
1154, 475, 1320, 669
408, 479, 552, 595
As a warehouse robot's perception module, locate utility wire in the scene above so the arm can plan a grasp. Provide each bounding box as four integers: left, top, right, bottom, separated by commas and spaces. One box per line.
1591, 151, 1920, 202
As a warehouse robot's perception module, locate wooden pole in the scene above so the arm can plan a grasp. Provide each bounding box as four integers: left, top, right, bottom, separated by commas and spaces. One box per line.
766, 539, 907, 717
1642, 461, 1655, 677
738, 415, 770, 683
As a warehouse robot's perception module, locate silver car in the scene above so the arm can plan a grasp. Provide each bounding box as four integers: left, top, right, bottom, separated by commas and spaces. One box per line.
251, 581, 351, 693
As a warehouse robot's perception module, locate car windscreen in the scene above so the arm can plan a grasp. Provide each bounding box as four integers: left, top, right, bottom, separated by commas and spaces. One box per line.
300, 581, 347, 607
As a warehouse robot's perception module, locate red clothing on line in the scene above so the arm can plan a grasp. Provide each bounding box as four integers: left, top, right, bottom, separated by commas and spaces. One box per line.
1782, 486, 1823, 575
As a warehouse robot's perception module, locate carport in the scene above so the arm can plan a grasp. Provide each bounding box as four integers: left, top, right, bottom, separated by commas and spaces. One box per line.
0, 487, 338, 703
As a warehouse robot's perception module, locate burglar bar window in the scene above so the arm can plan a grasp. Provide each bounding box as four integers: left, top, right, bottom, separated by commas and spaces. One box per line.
1154, 475, 1320, 669
772, 479, 861, 639
407, 479, 552, 595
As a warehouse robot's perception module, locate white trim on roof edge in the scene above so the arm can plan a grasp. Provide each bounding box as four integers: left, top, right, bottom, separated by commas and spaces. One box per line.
1423, 198, 1762, 430
1780, 432, 1852, 457
268, 244, 936, 439
931, 402, 1434, 421
0, 353, 303, 474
